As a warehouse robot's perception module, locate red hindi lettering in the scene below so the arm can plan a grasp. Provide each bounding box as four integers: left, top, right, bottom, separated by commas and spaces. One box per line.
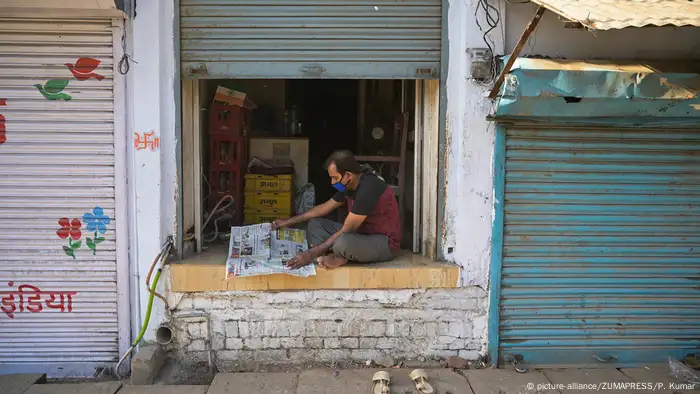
45, 291, 77, 313
17, 284, 43, 313
1, 293, 16, 319
1, 281, 16, 318
0, 281, 78, 318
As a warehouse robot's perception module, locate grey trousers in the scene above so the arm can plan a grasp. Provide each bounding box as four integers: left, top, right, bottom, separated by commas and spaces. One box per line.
306, 218, 394, 263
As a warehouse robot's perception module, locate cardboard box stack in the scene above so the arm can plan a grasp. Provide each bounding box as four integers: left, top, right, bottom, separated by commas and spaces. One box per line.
243, 174, 295, 225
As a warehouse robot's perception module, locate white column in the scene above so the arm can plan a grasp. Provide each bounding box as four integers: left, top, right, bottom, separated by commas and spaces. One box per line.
443, 0, 505, 287
126, 0, 177, 343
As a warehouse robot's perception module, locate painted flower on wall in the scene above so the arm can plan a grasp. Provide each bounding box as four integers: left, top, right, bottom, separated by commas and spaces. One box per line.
57, 218, 82, 259
83, 206, 110, 255
84, 206, 110, 234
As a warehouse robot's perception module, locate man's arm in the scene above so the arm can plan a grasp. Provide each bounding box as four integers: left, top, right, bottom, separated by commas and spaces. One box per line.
273, 198, 344, 229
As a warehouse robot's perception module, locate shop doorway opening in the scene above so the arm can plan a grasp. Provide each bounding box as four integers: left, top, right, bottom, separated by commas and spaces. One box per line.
181, 78, 439, 262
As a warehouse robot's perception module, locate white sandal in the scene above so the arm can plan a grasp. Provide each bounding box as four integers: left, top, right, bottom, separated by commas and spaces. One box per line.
409, 369, 435, 394
371, 371, 391, 394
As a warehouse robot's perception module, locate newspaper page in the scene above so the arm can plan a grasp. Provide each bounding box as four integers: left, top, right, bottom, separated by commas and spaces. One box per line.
269, 228, 316, 277
228, 223, 271, 259
226, 224, 316, 278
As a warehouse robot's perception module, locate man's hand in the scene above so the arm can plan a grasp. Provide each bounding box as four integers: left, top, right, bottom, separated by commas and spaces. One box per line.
271, 218, 292, 230
285, 250, 314, 269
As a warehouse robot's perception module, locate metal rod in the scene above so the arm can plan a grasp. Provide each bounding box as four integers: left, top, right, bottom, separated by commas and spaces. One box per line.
488, 6, 546, 99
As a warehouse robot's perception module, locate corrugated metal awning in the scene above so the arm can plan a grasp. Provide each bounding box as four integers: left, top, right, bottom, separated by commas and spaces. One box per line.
531, 0, 700, 30
492, 58, 700, 123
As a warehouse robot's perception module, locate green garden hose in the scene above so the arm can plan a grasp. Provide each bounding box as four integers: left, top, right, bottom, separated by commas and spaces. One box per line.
115, 268, 162, 379
136, 269, 162, 344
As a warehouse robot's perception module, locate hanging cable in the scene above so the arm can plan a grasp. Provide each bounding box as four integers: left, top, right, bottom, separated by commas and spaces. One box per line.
145, 238, 173, 309
118, 0, 138, 75
473, 0, 502, 86
202, 195, 235, 243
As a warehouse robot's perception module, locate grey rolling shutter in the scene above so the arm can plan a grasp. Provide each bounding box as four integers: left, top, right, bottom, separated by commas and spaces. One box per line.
0, 18, 120, 376
180, 0, 442, 79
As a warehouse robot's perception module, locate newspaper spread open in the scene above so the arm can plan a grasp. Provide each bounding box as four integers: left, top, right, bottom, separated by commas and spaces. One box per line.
226, 224, 316, 278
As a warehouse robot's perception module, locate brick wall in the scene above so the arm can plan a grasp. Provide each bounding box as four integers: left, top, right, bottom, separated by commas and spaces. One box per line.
166, 288, 488, 370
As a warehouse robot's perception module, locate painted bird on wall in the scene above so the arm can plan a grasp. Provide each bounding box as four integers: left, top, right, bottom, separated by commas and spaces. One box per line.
65, 57, 105, 81
34, 80, 72, 101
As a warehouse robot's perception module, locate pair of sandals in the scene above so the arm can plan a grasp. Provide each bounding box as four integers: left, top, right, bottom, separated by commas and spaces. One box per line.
372, 369, 434, 394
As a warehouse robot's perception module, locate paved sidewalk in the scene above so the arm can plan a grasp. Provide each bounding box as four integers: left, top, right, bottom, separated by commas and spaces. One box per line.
2, 366, 698, 394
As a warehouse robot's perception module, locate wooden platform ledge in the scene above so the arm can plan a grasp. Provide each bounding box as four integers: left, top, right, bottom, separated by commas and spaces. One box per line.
169, 247, 459, 292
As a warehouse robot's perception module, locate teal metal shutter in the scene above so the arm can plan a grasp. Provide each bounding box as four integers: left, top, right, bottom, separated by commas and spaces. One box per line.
497, 126, 700, 368
180, 0, 441, 79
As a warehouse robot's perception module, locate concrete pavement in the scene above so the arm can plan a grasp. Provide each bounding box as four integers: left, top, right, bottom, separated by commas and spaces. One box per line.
2, 366, 698, 394
0, 374, 46, 394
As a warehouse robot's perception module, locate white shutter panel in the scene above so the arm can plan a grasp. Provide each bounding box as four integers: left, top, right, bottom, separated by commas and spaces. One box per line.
0, 18, 120, 377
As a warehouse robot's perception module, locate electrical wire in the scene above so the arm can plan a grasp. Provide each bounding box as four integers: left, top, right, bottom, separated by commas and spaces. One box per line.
117, 0, 137, 75
202, 170, 211, 203
182, 174, 221, 243
474, 0, 502, 86
201, 195, 235, 243
145, 239, 172, 309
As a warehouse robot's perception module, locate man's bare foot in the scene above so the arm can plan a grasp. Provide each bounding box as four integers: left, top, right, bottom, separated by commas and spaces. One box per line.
317, 254, 348, 269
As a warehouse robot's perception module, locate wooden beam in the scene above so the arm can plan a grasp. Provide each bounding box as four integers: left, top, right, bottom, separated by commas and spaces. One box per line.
422, 80, 439, 260
488, 6, 546, 99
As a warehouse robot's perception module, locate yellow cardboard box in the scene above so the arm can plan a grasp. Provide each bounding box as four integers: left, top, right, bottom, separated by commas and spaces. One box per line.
244, 174, 294, 193
243, 209, 288, 225
244, 191, 293, 213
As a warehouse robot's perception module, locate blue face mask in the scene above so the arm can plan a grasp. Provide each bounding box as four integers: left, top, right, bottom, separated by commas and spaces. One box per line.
332, 175, 348, 192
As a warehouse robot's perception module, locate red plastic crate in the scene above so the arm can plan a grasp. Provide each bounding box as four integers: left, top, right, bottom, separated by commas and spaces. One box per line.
208, 135, 248, 170
209, 103, 251, 137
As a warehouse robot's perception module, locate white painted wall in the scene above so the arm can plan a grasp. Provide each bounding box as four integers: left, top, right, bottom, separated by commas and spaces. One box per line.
443, 0, 505, 288
126, 0, 177, 343
442, 0, 700, 289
